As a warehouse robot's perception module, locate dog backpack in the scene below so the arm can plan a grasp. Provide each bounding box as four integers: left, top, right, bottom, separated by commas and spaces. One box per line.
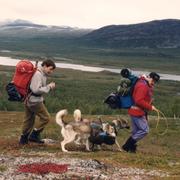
104, 68, 139, 109
6, 60, 37, 102
89, 123, 115, 145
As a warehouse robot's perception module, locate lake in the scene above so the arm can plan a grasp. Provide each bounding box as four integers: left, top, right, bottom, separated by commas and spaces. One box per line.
0, 56, 180, 81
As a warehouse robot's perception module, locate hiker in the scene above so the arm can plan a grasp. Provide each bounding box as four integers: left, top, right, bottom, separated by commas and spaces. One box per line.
19, 60, 56, 145
122, 72, 160, 153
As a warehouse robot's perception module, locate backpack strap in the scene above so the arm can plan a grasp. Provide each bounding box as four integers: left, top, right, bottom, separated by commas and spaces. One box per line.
24, 68, 41, 104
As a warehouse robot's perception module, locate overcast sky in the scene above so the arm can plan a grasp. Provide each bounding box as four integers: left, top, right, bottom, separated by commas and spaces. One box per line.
0, 0, 180, 29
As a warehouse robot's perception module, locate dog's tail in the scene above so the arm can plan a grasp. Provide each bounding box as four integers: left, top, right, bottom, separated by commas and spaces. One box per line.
73, 109, 82, 122
56, 109, 68, 127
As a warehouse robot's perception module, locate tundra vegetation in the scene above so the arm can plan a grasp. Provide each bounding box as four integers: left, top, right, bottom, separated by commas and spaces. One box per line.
0, 19, 180, 178
0, 66, 179, 178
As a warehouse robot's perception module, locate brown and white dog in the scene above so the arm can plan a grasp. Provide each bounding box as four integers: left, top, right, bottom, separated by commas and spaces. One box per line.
111, 117, 130, 132
56, 109, 91, 152
90, 117, 130, 151
73, 111, 129, 151
56, 109, 129, 152
89, 122, 122, 151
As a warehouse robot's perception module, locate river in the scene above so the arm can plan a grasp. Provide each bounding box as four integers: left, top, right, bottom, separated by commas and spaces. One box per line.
0, 56, 180, 81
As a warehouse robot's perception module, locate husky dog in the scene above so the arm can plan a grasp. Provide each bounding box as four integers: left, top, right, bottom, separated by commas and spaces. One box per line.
90, 122, 122, 151
111, 117, 130, 132
56, 109, 91, 152
90, 117, 129, 151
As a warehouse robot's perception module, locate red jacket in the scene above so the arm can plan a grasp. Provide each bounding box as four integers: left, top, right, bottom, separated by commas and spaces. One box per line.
128, 77, 153, 116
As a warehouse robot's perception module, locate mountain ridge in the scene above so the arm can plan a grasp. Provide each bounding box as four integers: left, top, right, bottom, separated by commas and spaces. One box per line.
0, 19, 93, 38
82, 19, 180, 48
0, 19, 180, 48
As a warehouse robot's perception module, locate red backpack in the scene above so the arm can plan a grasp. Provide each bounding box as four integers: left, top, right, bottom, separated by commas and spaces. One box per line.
6, 60, 38, 101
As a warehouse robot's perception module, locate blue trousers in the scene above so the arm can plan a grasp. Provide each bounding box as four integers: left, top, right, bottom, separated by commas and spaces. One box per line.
130, 115, 149, 141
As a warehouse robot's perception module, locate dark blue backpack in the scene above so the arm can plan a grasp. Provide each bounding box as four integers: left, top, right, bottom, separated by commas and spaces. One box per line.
89, 124, 116, 145
104, 69, 138, 109
6, 83, 24, 101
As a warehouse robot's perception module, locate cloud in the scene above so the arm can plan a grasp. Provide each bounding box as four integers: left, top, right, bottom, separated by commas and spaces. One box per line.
0, 0, 180, 28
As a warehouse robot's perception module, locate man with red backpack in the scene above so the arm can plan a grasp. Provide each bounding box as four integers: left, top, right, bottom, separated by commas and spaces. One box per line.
122, 72, 160, 153
19, 60, 56, 145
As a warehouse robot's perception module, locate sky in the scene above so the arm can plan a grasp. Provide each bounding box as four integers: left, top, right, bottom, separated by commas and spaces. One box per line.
0, 0, 180, 29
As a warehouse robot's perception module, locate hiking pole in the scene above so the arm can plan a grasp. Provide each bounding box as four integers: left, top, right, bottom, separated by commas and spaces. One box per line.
155, 109, 169, 136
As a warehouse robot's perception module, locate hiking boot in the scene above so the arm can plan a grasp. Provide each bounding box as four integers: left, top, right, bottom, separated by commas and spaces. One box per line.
122, 136, 137, 153
19, 134, 29, 145
129, 143, 137, 153
29, 129, 44, 144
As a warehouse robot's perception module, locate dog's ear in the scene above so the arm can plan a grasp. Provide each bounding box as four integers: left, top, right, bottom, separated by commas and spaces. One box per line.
112, 119, 121, 130
116, 120, 120, 125
109, 121, 118, 135
98, 116, 103, 124
103, 123, 108, 132
112, 120, 116, 125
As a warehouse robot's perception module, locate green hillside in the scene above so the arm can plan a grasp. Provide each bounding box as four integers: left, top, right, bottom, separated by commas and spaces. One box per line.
0, 66, 180, 117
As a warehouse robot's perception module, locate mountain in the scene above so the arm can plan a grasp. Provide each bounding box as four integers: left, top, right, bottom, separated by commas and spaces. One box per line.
82, 19, 180, 48
0, 19, 92, 38
0, 19, 180, 51
0, 19, 35, 26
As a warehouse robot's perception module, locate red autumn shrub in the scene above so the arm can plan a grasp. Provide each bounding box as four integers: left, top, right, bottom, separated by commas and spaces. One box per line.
17, 163, 69, 174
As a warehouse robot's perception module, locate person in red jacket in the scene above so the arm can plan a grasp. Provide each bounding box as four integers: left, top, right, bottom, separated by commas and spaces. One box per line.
122, 72, 160, 153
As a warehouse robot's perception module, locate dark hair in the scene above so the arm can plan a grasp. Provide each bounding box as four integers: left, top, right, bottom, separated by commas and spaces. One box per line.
149, 72, 160, 82
41, 60, 56, 69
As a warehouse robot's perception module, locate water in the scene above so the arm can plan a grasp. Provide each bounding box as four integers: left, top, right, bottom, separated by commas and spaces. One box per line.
0, 56, 180, 81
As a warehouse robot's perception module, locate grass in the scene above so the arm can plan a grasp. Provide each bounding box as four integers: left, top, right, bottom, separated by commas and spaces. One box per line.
0, 111, 179, 178
0, 64, 179, 178
0, 165, 7, 172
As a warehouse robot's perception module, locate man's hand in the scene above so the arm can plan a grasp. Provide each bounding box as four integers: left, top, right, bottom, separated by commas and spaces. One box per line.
48, 82, 56, 90
152, 105, 158, 112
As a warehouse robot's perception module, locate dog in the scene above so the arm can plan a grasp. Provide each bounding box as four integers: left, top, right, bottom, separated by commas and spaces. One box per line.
90, 121, 122, 151
111, 117, 130, 132
56, 109, 91, 152
72, 110, 122, 151
89, 116, 130, 151
73, 111, 129, 151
